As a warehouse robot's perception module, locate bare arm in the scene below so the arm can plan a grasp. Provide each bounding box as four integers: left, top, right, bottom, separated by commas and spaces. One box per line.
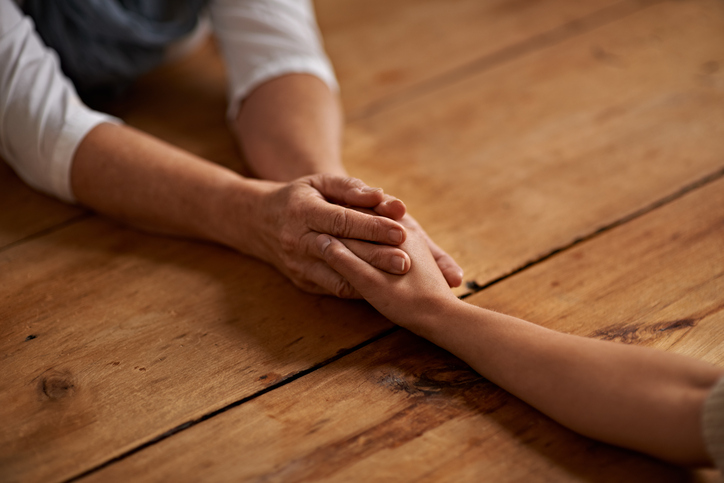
437, 303, 720, 466
71, 122, 412, 297
318, 228, 723, 465
235, 74, 346, 181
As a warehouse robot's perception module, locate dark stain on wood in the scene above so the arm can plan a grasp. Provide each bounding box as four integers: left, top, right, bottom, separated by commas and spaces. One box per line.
258, 341, 504, 483
285, 336, 304, 348
38, 371, 76, 401
590, 45, 624, 68
589, 301, 724, 344
465, 280, 484, 291
375, 69, 406, 85
377, 364, 486, 398
589, 318, 696, 344
701, 60, 720, 75
24, 334, 37, 341
258, 372, 283, 385
656, 318, 696, 332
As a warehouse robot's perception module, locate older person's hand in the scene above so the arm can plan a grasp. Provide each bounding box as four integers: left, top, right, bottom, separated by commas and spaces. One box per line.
250, 174, 414, 298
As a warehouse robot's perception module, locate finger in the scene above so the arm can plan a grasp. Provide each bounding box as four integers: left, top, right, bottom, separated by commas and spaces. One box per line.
298, 260, 363, 299
425, 237, 464, 288
316, 235, 386, 291
373, 194, 406, 221
311, 203, 407, 245
308, 175, 386, 208
299, 231, 409, 274
339, 238, 411, 275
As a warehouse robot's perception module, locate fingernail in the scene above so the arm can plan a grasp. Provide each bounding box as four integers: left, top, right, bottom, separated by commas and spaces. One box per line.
361, 186, 381, 193
393, 256, 407, 273
388, 228, 403, 244
316, 235, 332, 254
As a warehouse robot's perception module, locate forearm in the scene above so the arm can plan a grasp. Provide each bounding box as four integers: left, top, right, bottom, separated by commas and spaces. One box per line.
423, 301, 723, 465
234, 74, 346, 181
71, 122, 276, 256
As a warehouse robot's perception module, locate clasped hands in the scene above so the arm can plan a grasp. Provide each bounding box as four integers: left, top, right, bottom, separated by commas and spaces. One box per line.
253, 174, 463, 298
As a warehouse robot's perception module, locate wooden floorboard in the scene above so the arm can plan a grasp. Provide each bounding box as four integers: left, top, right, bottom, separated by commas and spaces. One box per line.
0, 219, 391, 483
343, 0, 724, 294
316, 0, 637, 116
81, 177, 724, 482
1, 0, 722, 481
0, 163, 84, 251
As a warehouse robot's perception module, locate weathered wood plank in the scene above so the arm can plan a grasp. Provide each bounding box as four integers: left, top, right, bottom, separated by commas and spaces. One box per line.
81, 153, 724, 483
0, 162, 83, 250
0, 219, 391, 483
316, 0, 633, 115
2, 0, 722, 481
343, 0, 724, 294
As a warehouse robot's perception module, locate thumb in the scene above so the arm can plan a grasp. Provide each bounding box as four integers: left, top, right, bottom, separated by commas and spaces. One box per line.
309, 175, 385, 207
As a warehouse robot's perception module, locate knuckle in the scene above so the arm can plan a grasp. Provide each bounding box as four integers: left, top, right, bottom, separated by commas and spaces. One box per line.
366, 216, 385, 239
331, 209, 351, 236
279, 230, 298, 252
341, 176, 361, 190
324, 245, 344, 267
367, 248, 386, 268
333, 279, 354, 299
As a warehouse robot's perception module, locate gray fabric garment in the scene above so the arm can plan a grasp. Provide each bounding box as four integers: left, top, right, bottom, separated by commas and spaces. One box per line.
703, 376, 724, 474
23, 0, 207, 104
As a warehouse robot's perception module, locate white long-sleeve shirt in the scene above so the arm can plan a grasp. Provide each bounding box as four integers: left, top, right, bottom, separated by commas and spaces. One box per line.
0, 0, 337, 203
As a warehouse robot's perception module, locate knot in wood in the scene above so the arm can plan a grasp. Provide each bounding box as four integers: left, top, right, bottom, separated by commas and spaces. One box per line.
39, 371, 76, 400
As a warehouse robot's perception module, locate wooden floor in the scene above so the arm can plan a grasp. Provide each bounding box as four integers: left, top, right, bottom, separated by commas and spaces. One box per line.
2, 0, 723, 481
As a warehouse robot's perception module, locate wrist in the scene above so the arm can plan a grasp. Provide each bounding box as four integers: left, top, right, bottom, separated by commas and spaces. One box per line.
211, 176, 283, 259
401, 294, 467, 339
411, 298, 489, 350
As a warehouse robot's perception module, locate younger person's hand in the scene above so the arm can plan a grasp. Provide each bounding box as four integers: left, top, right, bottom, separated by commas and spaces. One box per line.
316, 218, 460, 331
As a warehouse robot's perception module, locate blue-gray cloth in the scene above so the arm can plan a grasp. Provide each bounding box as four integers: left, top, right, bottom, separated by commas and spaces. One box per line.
24, 0, 207, 104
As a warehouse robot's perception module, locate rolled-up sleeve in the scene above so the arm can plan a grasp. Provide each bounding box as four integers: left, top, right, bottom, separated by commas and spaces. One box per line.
209, 0, 338, 122
0, 0, 119, 203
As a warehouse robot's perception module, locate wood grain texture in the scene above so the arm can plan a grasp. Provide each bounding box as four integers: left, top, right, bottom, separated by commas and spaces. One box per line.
2, 0, 723, 481
0, 162, 84, 250
81, 156, 724, 483
316, 0, 631, 116
343, 0, 724, 294
0, 218, 391, 483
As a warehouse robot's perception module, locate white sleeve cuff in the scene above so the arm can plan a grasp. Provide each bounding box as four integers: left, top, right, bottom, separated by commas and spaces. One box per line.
50, 109, 121, 203
209, 0, 338, 122
0, 0, 121, 204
